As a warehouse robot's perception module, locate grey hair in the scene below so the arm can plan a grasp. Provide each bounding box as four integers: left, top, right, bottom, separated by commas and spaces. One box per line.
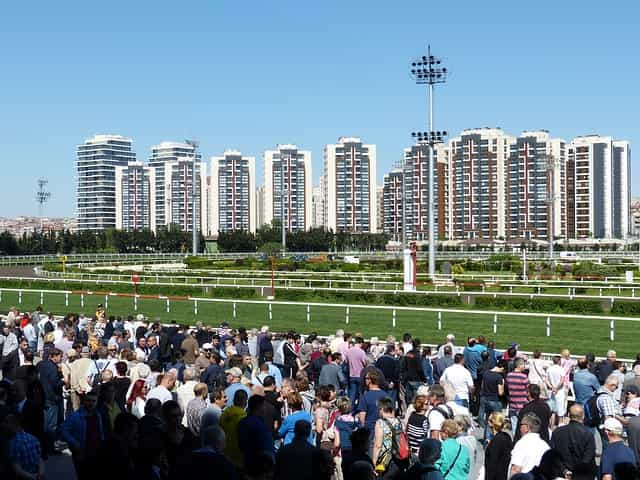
183, 367, 197, 382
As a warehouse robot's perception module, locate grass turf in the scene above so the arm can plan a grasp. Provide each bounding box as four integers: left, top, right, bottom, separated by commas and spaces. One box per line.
1, 289, 638, 358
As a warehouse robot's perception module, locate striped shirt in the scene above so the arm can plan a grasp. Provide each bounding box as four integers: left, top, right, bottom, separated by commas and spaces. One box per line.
406, 411, 429, 455
506, 371, 529, 412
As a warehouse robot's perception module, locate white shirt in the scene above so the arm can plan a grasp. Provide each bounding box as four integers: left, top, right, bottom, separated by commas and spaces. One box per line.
147, 385, 173, 404
426, 403, 454, 438
177, 381, 198, 425
23, 323, 37, 343
441, 363, 474, 401
508, 432, 550, 476
402, 342, 413, 354
547, 364, 565, 390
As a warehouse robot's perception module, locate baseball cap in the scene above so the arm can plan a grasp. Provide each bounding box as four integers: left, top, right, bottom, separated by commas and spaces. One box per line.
225, 367, 243, 377
81, 346, 91, 354
626, 385, 640, 396
446, 334, 455, 341
202, 343, 213, 350
603, 418, 623, 435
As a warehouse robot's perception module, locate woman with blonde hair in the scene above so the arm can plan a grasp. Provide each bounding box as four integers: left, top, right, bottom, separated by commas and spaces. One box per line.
436, 420, 470, 480
484, 412, 512, 480
454, 415, 484, 480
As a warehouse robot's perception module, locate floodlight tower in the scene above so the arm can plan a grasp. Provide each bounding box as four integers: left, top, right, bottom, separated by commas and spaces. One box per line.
185, 139, 199, 256
36, 178, 51, 232
410, 46, 448, 280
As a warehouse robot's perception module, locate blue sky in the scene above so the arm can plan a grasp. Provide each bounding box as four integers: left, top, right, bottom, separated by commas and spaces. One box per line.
1, 1, 638, 217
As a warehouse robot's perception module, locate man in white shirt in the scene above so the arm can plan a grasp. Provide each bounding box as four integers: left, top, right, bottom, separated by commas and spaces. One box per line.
509, 412, 550, 477
147, 371, 177, 404
177, 367, 199, 426
426, 384, 454, 440
440, 353, 475, 407
546, 355, 567, 422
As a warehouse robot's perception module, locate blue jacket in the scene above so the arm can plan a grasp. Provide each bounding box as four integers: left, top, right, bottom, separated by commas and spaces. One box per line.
60, 407, 104, 451
278, 410, 313, 445
422, 357, 434, 385
573, 369, 601, 405
37, 359, 63, 406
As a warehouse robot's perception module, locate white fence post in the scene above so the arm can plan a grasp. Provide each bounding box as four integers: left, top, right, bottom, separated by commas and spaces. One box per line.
346, 306, 350, 324
134, 295, 138, 311
65, 292, 69, 306
40, 290, 44, 304
80, 293, 84, 308
392, 309, 397, 328
0, 289, 2, 303
437, 311, 442, 330
104, 295, 108, 309
233, 302, 237, 319
194, 299, 198, 316
269, 303, 272, 321
306, 304, 310, 323
546, 316, 551, 337
19, 290, 22, 304
166, 298, 170, 313
493, 313, 498, 334
610, 319, 615, 341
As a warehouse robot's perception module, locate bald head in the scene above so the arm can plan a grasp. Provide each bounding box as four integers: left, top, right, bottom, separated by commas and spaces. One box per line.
569, 404, 585, 423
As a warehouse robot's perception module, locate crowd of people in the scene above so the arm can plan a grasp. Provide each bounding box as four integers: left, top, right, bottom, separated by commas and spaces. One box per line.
0, 304, 639, 480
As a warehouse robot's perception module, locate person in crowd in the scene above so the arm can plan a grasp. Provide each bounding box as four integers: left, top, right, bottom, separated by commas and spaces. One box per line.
220, 389, 248, 467
126, 378, 148, 418
550, 404, 596, 477
515, 384, 552, 442
478, 360, 505, 439
454, 414, 483, 480
238, 394, 275, 467
185, 382, 209, 437
596, 350, 617, 385
600, 418, 637, 480
180, 425, 239, 480
436, 419, 470, 480
506, 358, 529, 433
60, 390, 104, 479
319, 351, 346, 391
224, 366, 251, 408
427, 385, 454, 440
372, 396, 405, 478
434, 345, 454, 385
441, 353, 475, 409
406, 394, 429, 457
546, 355, 568, 428
508, 413, 550, 477
345, 336, 369, 409
279, 391, 314, 445
572, 358, 600, 406
484, 411, 513, 480
357, 369, 389, 439
275, 420, 327, 480
146, 370, 176, 404
4, 413, 45, 480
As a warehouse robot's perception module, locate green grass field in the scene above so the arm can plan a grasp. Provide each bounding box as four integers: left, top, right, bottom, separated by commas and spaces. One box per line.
1, 289, 638, 358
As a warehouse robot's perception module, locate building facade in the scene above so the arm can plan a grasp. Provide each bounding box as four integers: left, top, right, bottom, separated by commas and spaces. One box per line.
632, 199, 640, 238
312, 183, 325, 229
382, 169, 403, 241
403, 143, 449, 241
256, 187, 266, 229
507, 131, 566, 241
210, 150, 256, 234
263, 145, 312, 232
115, 162, 156, 232
76, 134, 136, 231
148, 142, 204, 233
448, 128, 513, 240
566, 135, 630, 239
323, 137, 377, 233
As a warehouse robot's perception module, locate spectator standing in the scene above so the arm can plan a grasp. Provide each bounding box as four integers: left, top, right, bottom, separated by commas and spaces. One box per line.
505, 358, 529, 433
508, 413, 549, 477
433, 346, 454, 384
600, 418, 637, 480
573, 358, 600, 406
484, 412, 513, 480
546, 355, 567, 426
1, 324, 19, 380
224, 367, 251, 408
435, 420, 470, 480
238, 394, 275, 467
279, 392, 314, 445
440, 353, 474, 408
595, 350, 617, 385
345, 336, 369, 409
426, 385, 454, 440
357, 369, 389, 439
406, 394, 429, 457
37, 346, 63, 454
550, 404, 596, 477
5, 414, 45, 480
478, 362, 504, 438
181, 329, 199, 365
146, 371, 176, 404
220, 389, 248, 468
372, 397, 405, 478
515, 384, 552, 442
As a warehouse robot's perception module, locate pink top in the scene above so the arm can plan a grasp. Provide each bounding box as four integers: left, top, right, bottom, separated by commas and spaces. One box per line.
560, 357, 576, 385
344, 346, 368, 378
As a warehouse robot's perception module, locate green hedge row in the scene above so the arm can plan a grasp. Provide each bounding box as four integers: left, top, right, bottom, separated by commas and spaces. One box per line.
475, 296, 603, 315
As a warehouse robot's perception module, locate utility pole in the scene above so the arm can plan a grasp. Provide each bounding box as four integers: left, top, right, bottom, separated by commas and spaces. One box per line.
185, 139, 199, 256
409, 46, 448, 280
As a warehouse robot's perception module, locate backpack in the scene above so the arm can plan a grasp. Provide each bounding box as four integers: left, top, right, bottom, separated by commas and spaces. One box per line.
384, 418, 410, 461
584, 391, 608, 427
43, 320, 54, 335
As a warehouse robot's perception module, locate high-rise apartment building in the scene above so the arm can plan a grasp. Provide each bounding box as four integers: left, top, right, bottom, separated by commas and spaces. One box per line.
210, 150, 256, 234
324, 137, 377, 233
312, 184, 325, 228
448, 128, 513, 240
256, 187, 266, 228
403, 143, 449, 241
376, 185, 384, 234
382, 169, 403, 241
148, 142, 204, 233
507, 131, 566, 241
566, 135, 630, 239
76, 134, 136, 231
263, 145, 312, 232
631, 199, 640, 237
115, 162, 156, 232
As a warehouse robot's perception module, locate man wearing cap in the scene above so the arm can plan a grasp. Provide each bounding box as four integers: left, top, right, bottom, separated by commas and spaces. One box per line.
601, 418, 637, 480
224, 367, 251, 408
437, 334, 459, 359
195, 343, 213, 374
597, 375, 625, 435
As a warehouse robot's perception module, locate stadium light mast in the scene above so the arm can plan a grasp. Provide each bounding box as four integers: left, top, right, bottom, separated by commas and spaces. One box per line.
185, 139, 199, 256
36, 178, 51, 232
410, 45, 447, 280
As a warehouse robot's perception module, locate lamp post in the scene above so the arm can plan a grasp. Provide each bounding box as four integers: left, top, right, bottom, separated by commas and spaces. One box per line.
545, 154, 560, 264
185, 139, 199, 256
280, 154, 287, 257
410, 46, 448, 280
